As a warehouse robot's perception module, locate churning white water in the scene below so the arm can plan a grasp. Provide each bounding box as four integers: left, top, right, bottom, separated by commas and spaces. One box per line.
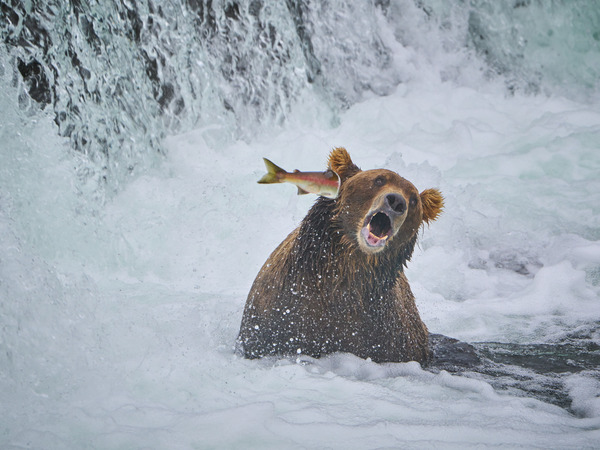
1, 1, 600, 448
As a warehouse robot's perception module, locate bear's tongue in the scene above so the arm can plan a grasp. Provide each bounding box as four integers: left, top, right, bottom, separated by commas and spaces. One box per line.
366, 232, 384, 246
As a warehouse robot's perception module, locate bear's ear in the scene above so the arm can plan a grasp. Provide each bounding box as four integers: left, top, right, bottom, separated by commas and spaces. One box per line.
328, 147, 361, 182
420, 188, 444, 224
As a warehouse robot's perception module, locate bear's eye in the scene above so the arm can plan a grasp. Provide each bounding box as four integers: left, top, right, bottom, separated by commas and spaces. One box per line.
409, 194, 418, 208
374, 176, 386, 187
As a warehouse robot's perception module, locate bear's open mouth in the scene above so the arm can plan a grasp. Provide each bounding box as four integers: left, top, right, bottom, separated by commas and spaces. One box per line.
361, 211, 392, 248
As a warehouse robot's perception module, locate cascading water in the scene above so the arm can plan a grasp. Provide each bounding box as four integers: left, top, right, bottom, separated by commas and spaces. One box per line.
2, 0, 315, 198
6, 0, 597, 196
1, 0, 600, 447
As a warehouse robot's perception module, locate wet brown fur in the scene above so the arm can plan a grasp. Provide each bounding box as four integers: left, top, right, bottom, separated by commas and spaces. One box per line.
237, 148, 444, 363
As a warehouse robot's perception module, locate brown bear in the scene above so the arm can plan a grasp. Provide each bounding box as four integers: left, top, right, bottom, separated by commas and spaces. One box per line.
237, 147, 444, 363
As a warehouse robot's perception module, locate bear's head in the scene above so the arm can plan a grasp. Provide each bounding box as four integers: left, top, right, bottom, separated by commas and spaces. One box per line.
329, 147, 443, 259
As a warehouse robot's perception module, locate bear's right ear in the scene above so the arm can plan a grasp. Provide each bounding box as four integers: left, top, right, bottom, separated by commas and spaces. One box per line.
328, 147, 361, 182
420, 188, 444, 224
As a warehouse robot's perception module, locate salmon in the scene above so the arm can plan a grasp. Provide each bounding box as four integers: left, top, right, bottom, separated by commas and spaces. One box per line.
258, 158, 340, 199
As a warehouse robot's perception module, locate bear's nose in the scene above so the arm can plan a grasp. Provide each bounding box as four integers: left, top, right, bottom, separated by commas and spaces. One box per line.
385, 193, 406, 215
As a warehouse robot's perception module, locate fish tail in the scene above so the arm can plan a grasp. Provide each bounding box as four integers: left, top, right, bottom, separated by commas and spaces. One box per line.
258, 158, 286, 184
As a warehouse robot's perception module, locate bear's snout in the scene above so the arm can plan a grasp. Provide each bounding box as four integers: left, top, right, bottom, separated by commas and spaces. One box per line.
385, 193, 406, 215
357, 190, 410, 253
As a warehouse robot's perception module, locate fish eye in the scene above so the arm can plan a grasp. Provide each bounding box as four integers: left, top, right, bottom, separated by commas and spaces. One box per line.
374, 176, 386, 187
409, 194, 418, 207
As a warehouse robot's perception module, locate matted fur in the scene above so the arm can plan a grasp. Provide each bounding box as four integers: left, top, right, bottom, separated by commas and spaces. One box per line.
237, 148, 443, 363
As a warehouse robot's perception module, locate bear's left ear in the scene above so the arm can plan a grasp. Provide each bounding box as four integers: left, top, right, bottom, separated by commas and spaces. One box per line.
328, 147, 361, 182
420, 188, 444, 224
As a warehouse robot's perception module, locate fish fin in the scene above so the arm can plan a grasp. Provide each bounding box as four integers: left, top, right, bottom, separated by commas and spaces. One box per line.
297, 186, 310, 195
258, 158, 286, 184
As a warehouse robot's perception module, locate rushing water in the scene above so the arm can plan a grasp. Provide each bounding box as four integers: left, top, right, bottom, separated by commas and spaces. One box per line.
1, 0, 600, 448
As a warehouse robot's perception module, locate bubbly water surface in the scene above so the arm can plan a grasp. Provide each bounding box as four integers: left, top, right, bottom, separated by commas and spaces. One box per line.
1, 1, 600, 448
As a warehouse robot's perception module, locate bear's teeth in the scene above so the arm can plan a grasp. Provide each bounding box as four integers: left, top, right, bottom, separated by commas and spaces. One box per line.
367, 211, 392, 239
365, 226, 389, 246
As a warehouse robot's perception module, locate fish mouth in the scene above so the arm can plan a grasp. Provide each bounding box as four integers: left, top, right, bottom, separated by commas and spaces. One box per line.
360, 210, 393, 250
